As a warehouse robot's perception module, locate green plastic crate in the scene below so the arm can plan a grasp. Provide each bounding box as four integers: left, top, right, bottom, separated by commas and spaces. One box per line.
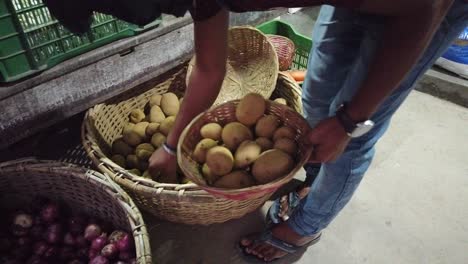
257, 20, 313, 70
0, 0, 160, 83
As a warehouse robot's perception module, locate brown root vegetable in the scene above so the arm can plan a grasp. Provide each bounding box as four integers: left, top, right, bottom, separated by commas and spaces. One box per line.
235, 93, 266, 126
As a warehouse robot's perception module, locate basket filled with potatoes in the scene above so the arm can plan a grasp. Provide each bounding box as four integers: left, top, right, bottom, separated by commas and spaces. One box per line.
178, 93, 312, 200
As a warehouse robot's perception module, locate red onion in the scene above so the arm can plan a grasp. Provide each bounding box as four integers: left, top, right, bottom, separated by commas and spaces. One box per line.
26, 255, 47, 264
12, 245, 32, 260
43, 245, 58, 259
45, 223, 63, 244
33, 241, 48, 256
115, 233, 133, 252
13, 213, 33, 229
101, 243, 119, 259
16, 236, 32, 247
89, 256, 110, 264
63, 232, 76, 246
59, 246, 75, 260
40, 203, 59, 223
113, 261, 128, 264
118, 250, 134, 261
67, 260, 86, 264
75, 234, 88, 248
30, 224, 44, 240
68, 215, 86, 235
12, 225, 28, 237
88, 249, 99, 260
129, 259, 137, 264
91, 234, 108, 251
76, 247, 88, 260
84, 224, 102, 241
109, 230, 126, 244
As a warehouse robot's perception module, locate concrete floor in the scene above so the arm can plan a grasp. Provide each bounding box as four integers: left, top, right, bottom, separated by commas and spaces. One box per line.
145, 91, 468, 264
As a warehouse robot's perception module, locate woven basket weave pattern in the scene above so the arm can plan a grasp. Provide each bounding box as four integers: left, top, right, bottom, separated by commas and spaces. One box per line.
188, 27, 279, 105
267, 35, 296, 71
178, 100, 312, 200
82, 65, 304, 224
0, 159, 152, 264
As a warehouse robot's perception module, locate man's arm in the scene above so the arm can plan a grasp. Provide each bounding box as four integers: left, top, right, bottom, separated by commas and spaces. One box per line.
308, 0, 453, 162
149, 9, 228, 182
346, 0, 453, 120
166, 9, 228, 147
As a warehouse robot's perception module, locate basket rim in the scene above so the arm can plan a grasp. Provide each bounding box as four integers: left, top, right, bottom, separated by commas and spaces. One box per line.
177, 99, 313, 200
80, 69, 302, 199
0, 158, 152, 264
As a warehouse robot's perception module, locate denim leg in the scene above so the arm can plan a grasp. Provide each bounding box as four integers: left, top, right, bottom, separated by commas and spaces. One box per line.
290, 0, 468, 236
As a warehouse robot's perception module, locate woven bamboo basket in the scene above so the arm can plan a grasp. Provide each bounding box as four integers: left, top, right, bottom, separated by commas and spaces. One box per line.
267, 34, 296, 71
187, 26, 279, 105
178, 99, 312, 200
0, 158, 152, 264
82, 66, 302, 225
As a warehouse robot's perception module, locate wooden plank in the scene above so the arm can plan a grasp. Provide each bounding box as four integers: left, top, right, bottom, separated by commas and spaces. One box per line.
0, 11, 284, 149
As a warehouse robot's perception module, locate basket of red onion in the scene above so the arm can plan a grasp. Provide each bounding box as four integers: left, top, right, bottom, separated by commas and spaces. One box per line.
0, 159, 152, 264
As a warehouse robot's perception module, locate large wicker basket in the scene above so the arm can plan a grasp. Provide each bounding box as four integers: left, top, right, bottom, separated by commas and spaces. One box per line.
0, 159, 152, 264
187, 26, 279, 105
178, 100, 312, 200
82, 67, 302, 225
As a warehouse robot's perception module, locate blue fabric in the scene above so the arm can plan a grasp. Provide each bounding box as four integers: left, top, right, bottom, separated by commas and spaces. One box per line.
441, 27, 468, 64
288, 1, 468, 236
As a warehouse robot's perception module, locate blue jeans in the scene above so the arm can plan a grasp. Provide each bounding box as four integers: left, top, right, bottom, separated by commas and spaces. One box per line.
288, 1, 468, 236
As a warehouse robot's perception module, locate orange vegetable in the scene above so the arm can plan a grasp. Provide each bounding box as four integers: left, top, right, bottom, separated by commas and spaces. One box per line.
289, 70, 306, 82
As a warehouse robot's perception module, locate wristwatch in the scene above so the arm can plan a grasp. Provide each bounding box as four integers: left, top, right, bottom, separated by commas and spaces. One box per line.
336, 103, 374, 138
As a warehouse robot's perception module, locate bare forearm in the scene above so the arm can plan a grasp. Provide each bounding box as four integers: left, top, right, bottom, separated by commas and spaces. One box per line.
347, 0, 453, 120
166, 68, 225, 146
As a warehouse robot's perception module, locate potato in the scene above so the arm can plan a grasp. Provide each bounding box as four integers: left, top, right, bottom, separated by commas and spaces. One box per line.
234, 141, 262, 168
151, 133, 166, 148
274, 138, 298, 156
129, 109, 145, 123
235, 93, 266, 126
202, 163, 220, 185
112, 138, 133, 156
126, 154, 139, 169
221, 122, 253, 150
161, 92, 180, 116
123, 131, 142, 147
149, 94, 162, 107
122, 123, 135, 136
255, 137, 274, 151
149, 106, 166, 123
135, 143, 155, 161
274, 98, 287, 105
146, 122, 160, 136
200, 123, 222, 141
128, 168, 142, 176
206, 146, 234, 176
252, 149, 294, 184
160, 116, 176, 136
133, 122, 149, 139
111, 154, 126, 168
255, 115, 280, 138
193, 138, 218, 163
213, 171, 255, 189
273, 126, 296, 141
181, 177, 192, 184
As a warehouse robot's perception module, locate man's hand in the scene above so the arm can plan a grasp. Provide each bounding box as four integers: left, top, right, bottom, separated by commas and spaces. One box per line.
306, 117, 351, 163
148, 147, 178, 184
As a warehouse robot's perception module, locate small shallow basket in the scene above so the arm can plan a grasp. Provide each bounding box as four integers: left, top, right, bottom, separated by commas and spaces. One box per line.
82, 67, 304, 224
178, 100, 312, 200
267, 34, 296, 71
187, 26, 279, 105
0, 159, 152, 264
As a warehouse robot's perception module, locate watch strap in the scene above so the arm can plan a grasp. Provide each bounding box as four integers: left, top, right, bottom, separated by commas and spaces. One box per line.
336, 104, 357, 134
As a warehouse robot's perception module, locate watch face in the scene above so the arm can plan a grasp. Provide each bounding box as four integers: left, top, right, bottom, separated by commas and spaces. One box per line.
351, 120, 374, 137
